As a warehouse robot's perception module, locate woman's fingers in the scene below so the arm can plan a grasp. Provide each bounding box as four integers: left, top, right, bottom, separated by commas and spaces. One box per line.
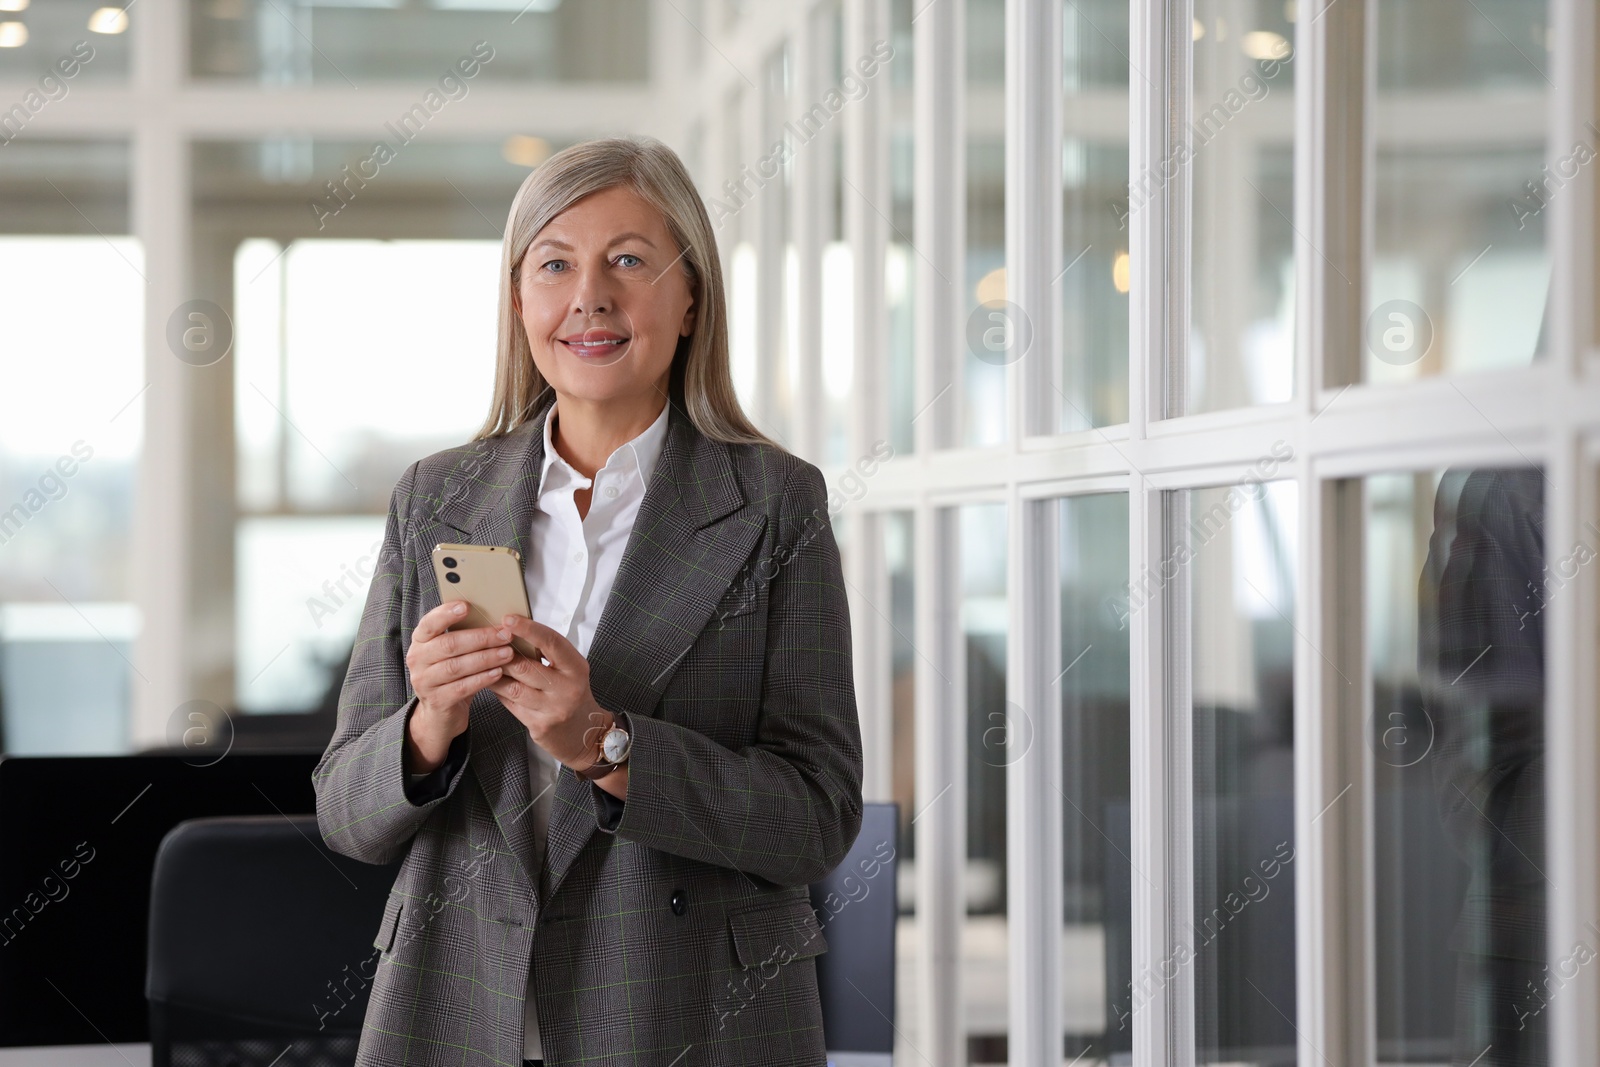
407, 601, 516, 717
501, 615, 573, 671
414, 600, 470, 644
500, 652, 547, 685
409, 617, 509, 672
436, 665, 504, 705
435, 643, 514, 679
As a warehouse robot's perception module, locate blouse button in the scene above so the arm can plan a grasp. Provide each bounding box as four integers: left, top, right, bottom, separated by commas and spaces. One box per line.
604, 485, 619, 499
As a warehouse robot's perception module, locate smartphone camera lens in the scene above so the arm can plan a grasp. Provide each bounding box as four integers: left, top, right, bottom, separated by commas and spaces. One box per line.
446, 572, 460, 584
441, 556, 458, 568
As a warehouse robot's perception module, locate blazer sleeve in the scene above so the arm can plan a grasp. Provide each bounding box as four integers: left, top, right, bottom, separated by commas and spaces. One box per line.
313, 461, 474, 865
590, 460, 865, 887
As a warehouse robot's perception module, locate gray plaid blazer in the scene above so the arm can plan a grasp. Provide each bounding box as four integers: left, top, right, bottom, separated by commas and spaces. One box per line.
313, 388, 864, 1067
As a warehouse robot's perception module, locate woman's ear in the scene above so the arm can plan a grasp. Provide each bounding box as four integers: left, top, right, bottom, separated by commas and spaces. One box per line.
680, 299, 696, 337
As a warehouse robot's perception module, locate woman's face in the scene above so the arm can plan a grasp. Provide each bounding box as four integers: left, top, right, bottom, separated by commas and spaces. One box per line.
514, 185, 696, 409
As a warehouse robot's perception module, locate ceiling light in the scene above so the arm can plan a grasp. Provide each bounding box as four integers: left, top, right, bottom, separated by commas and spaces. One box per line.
1241, 30, 1291, 60
975, 267, 1006, 307
502, 135, 551, 168
89, 7, 129, 33
0, 21, 26, 46
0, 0, 30, 12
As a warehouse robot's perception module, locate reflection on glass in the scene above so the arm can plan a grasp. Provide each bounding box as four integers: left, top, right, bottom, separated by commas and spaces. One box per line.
0, 3, 128, 81
0, 141, 138, 756
885, 510, 920, 1062
1366, 1, 1550, 384
887, 0, 915, 455
1056, 494, 1131, 1060
962, 0, 1005, 448
1367, 467, 1548, 1065
1186, 0, 1297, 414
188, 0, 648, 83
961, 501, 1008, 1063
1186, 480, 1298, 1064
1059, 0, 1129, 432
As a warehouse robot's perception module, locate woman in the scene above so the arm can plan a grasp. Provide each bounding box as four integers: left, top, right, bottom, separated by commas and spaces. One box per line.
313, 135, 864, 1067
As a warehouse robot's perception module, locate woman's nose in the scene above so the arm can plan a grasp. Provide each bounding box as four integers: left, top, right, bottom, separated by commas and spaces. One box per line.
572, 269, 617, 315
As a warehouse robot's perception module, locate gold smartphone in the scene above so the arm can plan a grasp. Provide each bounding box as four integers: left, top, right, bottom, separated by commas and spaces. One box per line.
430, 543, 544, 662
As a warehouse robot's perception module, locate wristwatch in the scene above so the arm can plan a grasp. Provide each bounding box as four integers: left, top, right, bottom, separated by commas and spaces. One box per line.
573, 712, 632, 782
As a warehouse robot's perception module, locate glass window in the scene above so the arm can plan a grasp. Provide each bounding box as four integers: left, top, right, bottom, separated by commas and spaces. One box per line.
960, 500, 1008, 1062
1058, 0, 1130, 432
1181, 479, 1298, 1064
886, 0, 915, 457
721, 87, 760, 417
1184, 0, 1297, 415
188, 0, 648, 84
962, 0, 1005, 449
764, 43, 797, 448
1365, 466, 1547, 1064
884, 509, 920, 1062
0, 1, 129, 82
1056, 493, 1132, 1059
0, 140, 139, 756
819, 0, 853, 468
1364, 1, 1550, 384
192, 138, 531, 713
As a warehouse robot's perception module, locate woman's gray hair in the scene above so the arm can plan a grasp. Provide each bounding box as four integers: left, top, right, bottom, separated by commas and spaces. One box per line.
476, 134, 777, 449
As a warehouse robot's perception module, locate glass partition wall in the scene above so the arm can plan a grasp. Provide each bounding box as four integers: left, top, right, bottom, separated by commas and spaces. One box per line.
683, 1, 1598, 1065
5, 0, 1596, 1064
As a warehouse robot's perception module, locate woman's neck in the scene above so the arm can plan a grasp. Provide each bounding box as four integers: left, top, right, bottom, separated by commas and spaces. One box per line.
549, 392, 668, 481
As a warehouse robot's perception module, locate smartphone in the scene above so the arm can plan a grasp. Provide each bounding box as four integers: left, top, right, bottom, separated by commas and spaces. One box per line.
430, 543, 544, 662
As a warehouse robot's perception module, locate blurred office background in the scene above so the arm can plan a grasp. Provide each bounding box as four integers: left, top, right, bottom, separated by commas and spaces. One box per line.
1, 0, 1597, 1064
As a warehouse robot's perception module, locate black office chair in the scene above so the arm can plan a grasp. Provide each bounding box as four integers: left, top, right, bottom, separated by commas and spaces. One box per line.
809, 801, 898, 1066
146, 815, 401, 1067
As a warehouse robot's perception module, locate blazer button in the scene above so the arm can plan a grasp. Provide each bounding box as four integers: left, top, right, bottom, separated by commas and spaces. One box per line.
670, 888, 688, 917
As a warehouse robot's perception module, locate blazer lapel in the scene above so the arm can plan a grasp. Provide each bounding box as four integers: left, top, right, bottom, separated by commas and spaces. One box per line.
540, 396, 767, 904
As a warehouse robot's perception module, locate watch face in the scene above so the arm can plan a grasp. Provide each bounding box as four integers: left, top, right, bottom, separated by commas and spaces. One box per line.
601, 726, 630, 763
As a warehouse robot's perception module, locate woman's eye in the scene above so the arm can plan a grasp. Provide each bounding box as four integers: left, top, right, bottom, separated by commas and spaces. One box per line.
542, 260, 568, 274
616, 253, 642, 268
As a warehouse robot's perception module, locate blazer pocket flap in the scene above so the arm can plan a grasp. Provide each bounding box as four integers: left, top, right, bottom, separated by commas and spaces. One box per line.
374, 894, 404, 954
727, 899, 829, 969
710, 581, 762, 621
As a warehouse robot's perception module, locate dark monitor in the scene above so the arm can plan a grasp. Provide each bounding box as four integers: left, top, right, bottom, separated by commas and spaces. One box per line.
0, 751, 323, 1047
809, 801, 898, 1067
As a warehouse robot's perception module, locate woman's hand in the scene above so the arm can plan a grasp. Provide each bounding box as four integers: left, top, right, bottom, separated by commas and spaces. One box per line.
486, 615, 614, 773
404, 601, 514, 773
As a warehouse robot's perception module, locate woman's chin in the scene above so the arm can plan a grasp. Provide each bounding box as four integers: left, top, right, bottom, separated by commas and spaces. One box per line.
546, 377, 656, 407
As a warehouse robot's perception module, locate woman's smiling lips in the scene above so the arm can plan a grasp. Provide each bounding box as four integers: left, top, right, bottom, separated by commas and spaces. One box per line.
559, 327, 631, 358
